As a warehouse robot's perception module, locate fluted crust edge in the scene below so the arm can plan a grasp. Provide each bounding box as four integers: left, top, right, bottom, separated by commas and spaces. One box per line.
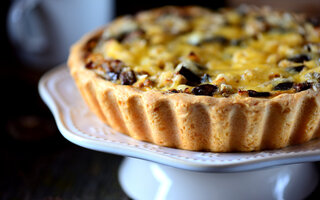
67, 29, 320, 152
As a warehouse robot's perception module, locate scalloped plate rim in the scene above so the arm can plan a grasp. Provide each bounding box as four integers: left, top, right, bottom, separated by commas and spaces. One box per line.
38, 64, 320, 172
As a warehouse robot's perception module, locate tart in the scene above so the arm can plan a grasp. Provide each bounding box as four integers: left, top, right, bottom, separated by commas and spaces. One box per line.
68, 5, 320, 152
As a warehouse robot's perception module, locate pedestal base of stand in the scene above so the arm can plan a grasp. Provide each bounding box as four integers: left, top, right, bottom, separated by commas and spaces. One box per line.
119, 157, 318, 200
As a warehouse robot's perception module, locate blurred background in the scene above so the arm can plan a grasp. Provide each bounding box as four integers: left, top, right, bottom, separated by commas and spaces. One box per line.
1, 0, 320, 199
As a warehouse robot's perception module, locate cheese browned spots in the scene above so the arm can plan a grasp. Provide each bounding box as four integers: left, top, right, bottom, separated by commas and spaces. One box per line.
85, 6, 320, 98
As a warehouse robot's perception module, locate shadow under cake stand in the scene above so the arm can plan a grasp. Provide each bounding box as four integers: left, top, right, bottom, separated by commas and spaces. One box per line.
39, 65, 320, 200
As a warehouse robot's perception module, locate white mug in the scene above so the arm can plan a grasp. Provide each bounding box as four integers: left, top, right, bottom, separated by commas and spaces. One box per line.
7, 0, 114, 69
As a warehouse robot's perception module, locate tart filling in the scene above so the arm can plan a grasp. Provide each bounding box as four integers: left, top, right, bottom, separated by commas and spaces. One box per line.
68, 6, 320, 152
84, 6, 320, 98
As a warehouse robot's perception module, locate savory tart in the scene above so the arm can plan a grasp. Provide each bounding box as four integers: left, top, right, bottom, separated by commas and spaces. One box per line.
68, 5, 320, 152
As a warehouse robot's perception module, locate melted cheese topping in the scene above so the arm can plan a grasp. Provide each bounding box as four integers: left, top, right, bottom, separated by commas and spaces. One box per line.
88, 6, 320, 97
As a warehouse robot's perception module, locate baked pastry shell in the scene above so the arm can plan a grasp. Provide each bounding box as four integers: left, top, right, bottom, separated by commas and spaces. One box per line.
68, 27, 320, 152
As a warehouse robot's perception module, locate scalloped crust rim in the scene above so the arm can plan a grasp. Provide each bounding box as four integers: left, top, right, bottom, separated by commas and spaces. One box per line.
68, 25, 320, 152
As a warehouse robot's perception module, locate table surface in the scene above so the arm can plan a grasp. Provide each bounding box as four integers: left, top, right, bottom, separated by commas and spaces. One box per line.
1, 130, 130, 200
0, 62, 131, 199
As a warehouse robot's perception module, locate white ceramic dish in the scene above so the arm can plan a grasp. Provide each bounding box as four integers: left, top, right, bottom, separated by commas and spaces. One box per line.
39, 64, 320, 172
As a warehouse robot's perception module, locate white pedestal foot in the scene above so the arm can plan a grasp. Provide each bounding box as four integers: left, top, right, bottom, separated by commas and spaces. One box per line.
119, 157, 318, 200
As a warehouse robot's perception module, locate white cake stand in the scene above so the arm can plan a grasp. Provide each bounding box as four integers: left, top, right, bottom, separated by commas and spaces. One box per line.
39, 65, 320, 200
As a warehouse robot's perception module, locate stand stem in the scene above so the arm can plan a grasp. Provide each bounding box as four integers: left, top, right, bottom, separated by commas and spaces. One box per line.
119, 157, 318, 200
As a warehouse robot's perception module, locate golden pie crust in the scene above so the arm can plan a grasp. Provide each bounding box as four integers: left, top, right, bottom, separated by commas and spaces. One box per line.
68, 6, 320, 152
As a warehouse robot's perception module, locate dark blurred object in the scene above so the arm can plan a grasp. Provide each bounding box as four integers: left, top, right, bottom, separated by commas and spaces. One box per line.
7, 0, 114, 70
6, 115, 56, 141
227, 0, 320, 17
